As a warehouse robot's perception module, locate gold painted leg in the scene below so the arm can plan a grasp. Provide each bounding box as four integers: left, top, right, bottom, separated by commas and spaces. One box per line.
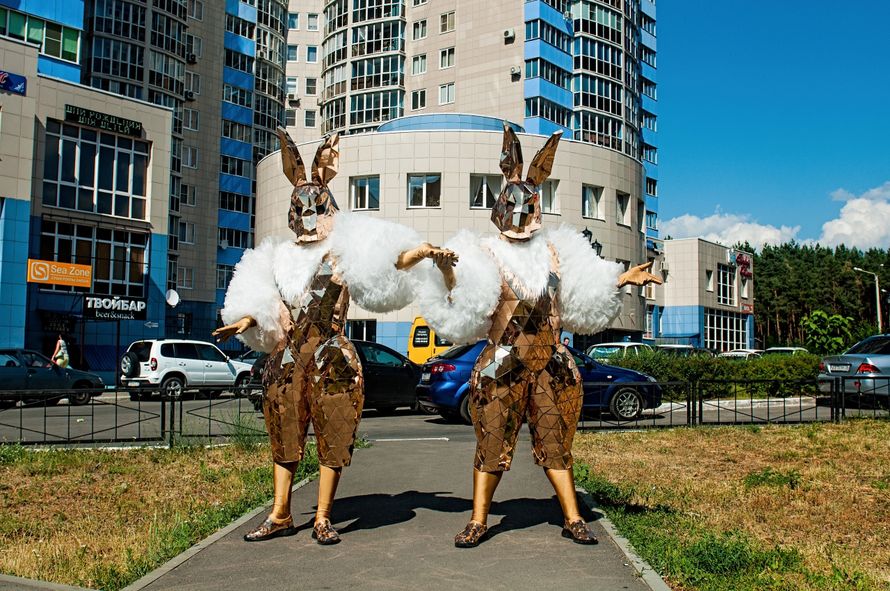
545, 467, 598, 545
455, 469, 502, 548
312, 465, 342, 545
243, 461, 298, 542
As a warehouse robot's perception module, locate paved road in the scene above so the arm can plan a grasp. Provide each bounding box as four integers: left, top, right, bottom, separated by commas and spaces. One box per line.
0, 391, 883, 445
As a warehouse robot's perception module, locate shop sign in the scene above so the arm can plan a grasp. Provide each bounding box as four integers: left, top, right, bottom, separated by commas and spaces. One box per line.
741, 303, 754, 314
64, 104, 143, 137
736, 253, 753, 278
83, 294, 148, 320
0, 70, 27, 96
27, 259, 92, 288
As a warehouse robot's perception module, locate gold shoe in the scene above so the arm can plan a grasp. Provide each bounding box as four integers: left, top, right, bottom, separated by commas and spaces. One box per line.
562, 519, 598, 545
454, 521, 488, 548
243, 517, 296, 542
311, 518, 341, 545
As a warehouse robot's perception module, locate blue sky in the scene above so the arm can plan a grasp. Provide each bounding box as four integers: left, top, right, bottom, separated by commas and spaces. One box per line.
657, 1, 890, 250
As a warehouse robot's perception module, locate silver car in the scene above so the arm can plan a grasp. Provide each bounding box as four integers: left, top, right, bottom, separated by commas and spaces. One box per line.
818, 334, 890, 397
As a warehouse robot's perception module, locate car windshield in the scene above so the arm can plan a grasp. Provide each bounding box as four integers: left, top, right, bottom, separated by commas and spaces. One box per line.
590, 346, 619, 356
437, 344, 477, 360
846, 336, 890, 355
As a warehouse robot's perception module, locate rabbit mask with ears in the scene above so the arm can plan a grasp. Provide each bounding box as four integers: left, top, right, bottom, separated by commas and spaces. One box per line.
490, 123, 561, 241
277, 127, 340, 244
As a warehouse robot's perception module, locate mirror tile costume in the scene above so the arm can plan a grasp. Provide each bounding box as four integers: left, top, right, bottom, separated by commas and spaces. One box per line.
218, 129, 448, 544
419, 124, 636, 547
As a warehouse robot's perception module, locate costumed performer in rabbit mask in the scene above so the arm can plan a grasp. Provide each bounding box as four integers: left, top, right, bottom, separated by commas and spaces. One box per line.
215, 129, 455, 545
419, 123, 661, 547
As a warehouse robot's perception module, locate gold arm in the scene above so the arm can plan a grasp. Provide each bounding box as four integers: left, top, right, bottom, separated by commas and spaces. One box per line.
617, 261, 664, 288
212, 316, 257, 342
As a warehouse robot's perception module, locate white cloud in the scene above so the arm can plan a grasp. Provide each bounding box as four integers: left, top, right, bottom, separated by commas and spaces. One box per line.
818, 182, 890, 248
661, 212, 800, 250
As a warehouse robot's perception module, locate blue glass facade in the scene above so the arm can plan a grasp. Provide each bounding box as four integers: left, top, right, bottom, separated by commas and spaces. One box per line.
0, 0, 84, 83
0, 198, 30, 348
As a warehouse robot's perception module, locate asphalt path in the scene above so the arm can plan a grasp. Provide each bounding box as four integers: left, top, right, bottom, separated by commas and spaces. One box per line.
2, 389, 883, 446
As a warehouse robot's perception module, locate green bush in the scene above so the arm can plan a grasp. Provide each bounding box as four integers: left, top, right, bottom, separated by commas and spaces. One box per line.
605, 351, 821, 399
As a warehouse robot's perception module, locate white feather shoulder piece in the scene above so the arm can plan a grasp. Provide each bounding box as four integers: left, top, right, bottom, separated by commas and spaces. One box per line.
544, 225, 623, 335
221, 237, 290, 353
272, 240, 329, 305
329, 212, 422, 312
481, 233, 552, 299
417, 230, 500, 344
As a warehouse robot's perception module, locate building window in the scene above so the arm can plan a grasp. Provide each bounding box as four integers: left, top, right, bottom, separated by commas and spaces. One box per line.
176, 266, 194, 289
643, 112, 657, 131
717, 264, 736, 306
222, 119, 252, 143
537, 180, 558, 213
616, 191, 630, 225
741, 277, 749, 299
187, 0, 203, 20
180, 184, 196, 207
582, 184, 603, 219
307, 13, 319, 30
643, 143, 658, 164
439, 47, 454, 69
185, 71, 200, 94
351, 176, 380, 210
223, 84, 253, 108
645, 305, 654, 338
183, 145, 198, 169
286, 76, 298, 95
225, 14, 255, 38
218, 227, 252, 249
305, 110, 317, 127
39, 221, 148, 297
287, 44, 298, 61
182, 108, 199, 131
306, 45, 318, 63
412, 20, 427, 40
438, 82, 454, 105
0, 8, 80, 62
413, 0, 427, 5
219, 191, 251, 214
346, 319, 377, 342
287, 12, 299, 29
408, 174, 441, 208
470, 175, 501, 209
706, 269, 714, 292
412, 54, 427, 75
217, 265, 234, 290
178, 221, 195, 244
704, 308, 749, 352
646, 211, 658, 230
220, 155, 250, 177
411, 89, 426, 110
42, 120, 149, 220
285, 109, 296, 126
440, 11, 455, 33
646, 177, 657, 196
305, 78, 317, 95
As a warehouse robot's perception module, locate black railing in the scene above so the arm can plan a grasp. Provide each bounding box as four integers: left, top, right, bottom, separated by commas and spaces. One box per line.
0, 378, 886, 446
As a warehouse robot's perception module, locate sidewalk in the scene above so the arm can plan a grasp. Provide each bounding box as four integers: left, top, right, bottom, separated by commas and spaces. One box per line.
123, 436, 665, 591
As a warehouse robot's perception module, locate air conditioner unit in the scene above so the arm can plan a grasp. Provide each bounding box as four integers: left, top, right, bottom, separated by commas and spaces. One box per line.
218, 239, 229, 250
509, 66, 520, 76
257, 49, 267, 60
563, 10, 572, 20
186, 53, 198, 64
503, 28, 515, 42
287, 92, 297, 101
184, 90, 196, 101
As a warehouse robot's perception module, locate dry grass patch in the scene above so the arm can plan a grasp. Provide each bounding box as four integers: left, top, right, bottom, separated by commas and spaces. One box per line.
0, 441, 316, 590
574, 419, 890, 590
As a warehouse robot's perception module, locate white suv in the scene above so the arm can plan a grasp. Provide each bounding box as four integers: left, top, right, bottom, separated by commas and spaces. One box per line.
120, 339, 254, 400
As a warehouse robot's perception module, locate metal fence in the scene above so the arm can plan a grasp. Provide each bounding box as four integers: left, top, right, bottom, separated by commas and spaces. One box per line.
0, 378, 887, 446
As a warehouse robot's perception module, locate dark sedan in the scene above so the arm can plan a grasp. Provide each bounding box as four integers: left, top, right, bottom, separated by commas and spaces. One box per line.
247, 340, 422, 413
0, 349, 105, 407
417, 342, 663, 423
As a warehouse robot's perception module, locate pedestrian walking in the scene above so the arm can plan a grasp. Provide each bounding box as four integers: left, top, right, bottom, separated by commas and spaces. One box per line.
52, 334, 69, 368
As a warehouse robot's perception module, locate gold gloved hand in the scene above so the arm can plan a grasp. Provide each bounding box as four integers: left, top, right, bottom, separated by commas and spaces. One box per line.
617, 261, 663, 288
212, 316, 257, 342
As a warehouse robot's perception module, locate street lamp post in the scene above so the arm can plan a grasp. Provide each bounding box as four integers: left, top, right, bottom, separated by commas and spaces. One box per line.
853, 266, 883, 334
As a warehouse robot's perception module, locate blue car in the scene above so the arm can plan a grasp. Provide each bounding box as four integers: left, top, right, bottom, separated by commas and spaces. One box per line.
416, 342, 662, 423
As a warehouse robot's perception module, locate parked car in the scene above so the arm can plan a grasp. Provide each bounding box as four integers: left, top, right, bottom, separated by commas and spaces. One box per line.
718, 349, 763, 360
818, 334, 890, 399
763, 347, 809, 356
119, 339, 254, 400
417, 342, 662, 423
656, 344, 715, 357
246, 340, 422, 413
235, 349, 266, 365
585, 342, 652, 361
0, 349, 104, 407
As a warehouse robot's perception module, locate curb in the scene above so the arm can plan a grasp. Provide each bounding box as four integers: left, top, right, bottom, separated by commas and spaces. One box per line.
120, 475, 314, 591
577, 489, 672, 591
0, 574, 94, 591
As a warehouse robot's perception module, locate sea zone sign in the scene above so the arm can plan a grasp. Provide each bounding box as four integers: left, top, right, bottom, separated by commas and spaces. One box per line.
84, 295, 148, 320
27, 259, 92, 288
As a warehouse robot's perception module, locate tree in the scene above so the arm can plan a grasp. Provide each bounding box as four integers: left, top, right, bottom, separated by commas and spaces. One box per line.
800, 310, 854, 355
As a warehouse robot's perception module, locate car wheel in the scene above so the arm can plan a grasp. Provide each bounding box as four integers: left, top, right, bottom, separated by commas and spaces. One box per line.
235, 373, 251, 393
609, 388, 643, 421
161, 376, 185, 400
68, 384, 93, 406
459, 395, 472, 425
120, 352, 140, 378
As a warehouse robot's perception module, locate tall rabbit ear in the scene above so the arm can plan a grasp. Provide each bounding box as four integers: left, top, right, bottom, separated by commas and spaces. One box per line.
311, 133, 340, 186
499, 122, 524, 183
526, 131, 562, 186
276, 127, 306, 186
